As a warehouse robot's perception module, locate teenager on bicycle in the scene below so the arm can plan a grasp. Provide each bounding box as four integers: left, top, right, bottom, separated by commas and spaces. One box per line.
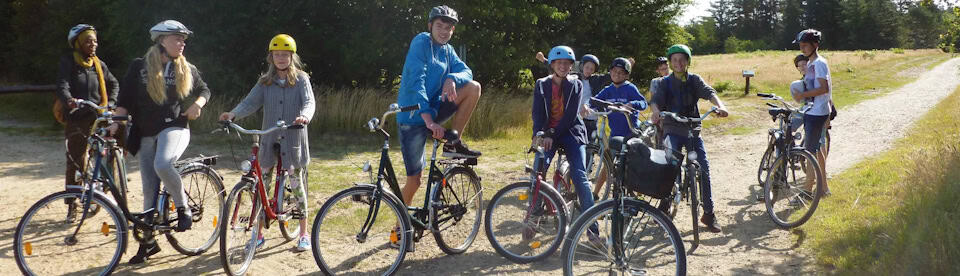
56, 24, 120, 222
792, 29, 833, 195
110, 20, 211, 264
219, 34, 316, 252
396, 5, 483, 209
587, 57, 648, 199
650, 44, 729, 233
532, 45, 596, 224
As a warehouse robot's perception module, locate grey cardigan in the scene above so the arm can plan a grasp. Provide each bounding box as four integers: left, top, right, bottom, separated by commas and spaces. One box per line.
231, 71, 316, 169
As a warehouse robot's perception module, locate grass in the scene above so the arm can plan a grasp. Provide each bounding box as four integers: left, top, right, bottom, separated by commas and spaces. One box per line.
802, 85, 960, 275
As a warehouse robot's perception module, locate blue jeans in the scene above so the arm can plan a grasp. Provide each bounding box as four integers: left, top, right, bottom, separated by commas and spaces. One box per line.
536, 134, 595, 214
398, 101, 458, 176
664, 134, 715, 214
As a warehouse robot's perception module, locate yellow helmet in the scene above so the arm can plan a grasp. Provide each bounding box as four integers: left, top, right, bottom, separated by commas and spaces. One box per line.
269, 34, 296, 53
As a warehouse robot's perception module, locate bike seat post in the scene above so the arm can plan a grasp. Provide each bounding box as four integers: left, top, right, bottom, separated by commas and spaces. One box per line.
430, 138, 440, 162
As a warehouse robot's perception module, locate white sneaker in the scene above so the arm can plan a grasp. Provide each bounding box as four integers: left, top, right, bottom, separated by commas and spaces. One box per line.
294, 236, 310, 252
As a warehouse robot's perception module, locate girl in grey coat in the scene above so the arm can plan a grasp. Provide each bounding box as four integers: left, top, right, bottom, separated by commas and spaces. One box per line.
220, 34, 316, 251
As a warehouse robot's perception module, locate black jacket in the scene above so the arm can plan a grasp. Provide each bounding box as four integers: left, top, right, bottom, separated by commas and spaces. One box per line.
55, 53, 119, 119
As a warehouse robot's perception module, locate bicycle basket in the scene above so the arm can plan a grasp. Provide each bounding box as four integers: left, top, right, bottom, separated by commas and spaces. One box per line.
623, 138, 680, 199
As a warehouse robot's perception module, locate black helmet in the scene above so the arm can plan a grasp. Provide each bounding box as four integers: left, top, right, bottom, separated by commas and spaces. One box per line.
793, 29, 822, 44
656, 56, 668, 64
610, 57, 632, 73
429, 5, 459, 24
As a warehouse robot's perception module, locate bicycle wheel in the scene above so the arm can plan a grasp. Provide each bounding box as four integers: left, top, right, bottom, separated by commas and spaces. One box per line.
280, 169, 308, 241
763, 149, 823, 228
431, 166, 483, 255
687, 167, 701, 254
311, 185, 408, 275
561, 199, 686, 276
220, 181, 263, 276
484, 181, 567, 263
757, 137, 775, 186
165, 165, 225, 255
15, 191, 127, 276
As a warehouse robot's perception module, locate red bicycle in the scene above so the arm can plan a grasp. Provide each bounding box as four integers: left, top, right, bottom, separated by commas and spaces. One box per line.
215, 120, 309, 276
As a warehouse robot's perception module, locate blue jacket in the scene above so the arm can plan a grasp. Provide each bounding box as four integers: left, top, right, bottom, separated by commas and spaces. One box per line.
396, 32, 473, 125
532, 75, 587, 144
593, 81, 647, 137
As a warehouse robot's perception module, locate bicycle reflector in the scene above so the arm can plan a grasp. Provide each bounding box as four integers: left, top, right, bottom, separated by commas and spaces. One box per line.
529, 241, 542, 249
518, 192, 528, 201
23, 242, 32, 255
101, 222, 110, 236
240, 160, 252, 174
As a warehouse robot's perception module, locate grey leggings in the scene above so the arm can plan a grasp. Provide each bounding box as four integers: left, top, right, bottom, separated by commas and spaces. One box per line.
139, 127, 190, 213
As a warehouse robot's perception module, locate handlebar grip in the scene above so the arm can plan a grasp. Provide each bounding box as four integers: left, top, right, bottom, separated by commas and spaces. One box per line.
757, 93, 774, 98
589, 97, 614, 108
400, 104, 420, 112
766, 102, 777, 108
288, 124, 305, 130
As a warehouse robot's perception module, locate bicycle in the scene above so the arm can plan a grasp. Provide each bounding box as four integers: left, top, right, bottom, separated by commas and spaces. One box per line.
14, 100, 225, 276
310, 103, 483, 275
755, 93, 825, 228
561, 102, 686, 276
757, 98, 831, 187
655, 107, 720, 254
216, 120, 313, 275
583, 98, 659, 202
484, 131, 571, 263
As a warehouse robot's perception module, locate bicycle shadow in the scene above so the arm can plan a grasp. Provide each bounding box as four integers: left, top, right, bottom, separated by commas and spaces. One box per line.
697, 184, 808, 254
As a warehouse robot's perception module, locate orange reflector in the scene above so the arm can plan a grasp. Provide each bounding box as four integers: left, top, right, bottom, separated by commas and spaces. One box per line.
24, 242, 32, 256
390, 230, 399, 243
442, 178, 447, 188
518, 192, 528, 201
530, 241, 542, 249
101, 222, 110, 236
282, 220, 288, 228
169, 202, 175, 212
213, 216, 218, 227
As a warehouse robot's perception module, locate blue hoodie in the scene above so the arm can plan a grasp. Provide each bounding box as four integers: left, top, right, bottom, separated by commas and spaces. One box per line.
593, 81, 647, 137
396, 32, 473, 125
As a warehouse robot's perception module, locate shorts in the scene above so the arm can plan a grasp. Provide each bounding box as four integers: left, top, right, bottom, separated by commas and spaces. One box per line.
803, 114, 829, 154
398, 100, 458, 176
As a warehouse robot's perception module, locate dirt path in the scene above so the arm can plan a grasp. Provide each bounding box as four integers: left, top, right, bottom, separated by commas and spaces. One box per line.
2, 57, 958, 275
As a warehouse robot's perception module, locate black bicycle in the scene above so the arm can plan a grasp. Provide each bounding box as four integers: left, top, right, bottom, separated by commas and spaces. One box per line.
561, 101, 686, 276
13, 100, 225, 276
310, 103, 483, 275
755, 93, 825, 228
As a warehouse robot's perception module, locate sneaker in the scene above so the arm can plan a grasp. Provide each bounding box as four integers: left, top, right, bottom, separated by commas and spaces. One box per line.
128, 241, 161, 264
175, 207, 193, 232
442, 141, 481, 158
700, 213, 722, 233
294, 236, 311, 252
66, 202, 79, 223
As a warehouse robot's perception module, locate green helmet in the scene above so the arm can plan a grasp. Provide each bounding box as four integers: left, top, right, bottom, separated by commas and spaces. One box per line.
666, 44, 692, 61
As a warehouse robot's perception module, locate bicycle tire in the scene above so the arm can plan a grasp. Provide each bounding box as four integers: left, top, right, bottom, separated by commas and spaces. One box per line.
757, 135, 776, 186
431, 166, 483, 255
219, 181, 262, 276
311, 185, 409, 276
280, 169, 308, 241
484, 181, 567, 263
561, 199, 686, 276
763, 149, 824, 228
15, 191, 127, 276
165, 164, 225, 255
687, 167, 701, 254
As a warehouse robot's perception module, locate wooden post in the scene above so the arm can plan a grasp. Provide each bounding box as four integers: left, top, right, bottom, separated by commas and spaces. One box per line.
742, 70, 755, 95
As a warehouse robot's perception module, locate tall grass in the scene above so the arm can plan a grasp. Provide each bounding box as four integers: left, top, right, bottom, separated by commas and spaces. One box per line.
804, 85, 960, 274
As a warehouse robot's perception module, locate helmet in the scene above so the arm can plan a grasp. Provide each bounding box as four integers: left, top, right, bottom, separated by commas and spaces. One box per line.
428, 5, 459, 24
548, 46, 575, 64
67, 24, 95, 48
793, 29, 822, 44
150, 20, 193, 42
610, 57, 632, 73
656, 56, 668, 64
269, 34, 297, 53
581, 54, 599, 67
666, 44, 693, 61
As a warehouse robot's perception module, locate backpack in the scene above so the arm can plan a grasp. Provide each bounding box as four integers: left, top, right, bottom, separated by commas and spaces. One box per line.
611, 136, 680, 199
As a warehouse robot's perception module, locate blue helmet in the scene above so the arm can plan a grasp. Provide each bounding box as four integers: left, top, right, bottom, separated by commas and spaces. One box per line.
548, 46, 575, 64
581, 54, 599, 67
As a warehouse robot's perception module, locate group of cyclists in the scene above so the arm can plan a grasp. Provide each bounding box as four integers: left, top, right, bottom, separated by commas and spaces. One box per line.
51, 3, 832, 273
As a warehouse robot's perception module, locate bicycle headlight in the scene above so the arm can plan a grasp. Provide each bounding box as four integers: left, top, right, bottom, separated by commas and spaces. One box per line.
240, 160, 252, 174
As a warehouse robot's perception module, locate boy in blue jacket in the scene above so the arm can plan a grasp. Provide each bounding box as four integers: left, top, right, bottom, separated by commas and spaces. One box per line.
588, 57, 647, 198
532, 46, 595, 225
396, 5, 482, 208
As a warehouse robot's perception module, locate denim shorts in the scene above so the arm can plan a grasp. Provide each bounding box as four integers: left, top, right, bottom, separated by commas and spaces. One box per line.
398, 100, 457, 176
803, 114, 829, 154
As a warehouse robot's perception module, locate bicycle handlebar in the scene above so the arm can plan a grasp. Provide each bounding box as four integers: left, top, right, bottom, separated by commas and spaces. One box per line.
660, 106, 719, 124
71, 99, 131, 124
366, 103, 420, 132
215, 120, 302, 136
590, 97, 654, 138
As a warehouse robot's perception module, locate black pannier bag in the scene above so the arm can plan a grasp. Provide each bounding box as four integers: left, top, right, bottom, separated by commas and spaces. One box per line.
614, 137, 681, 199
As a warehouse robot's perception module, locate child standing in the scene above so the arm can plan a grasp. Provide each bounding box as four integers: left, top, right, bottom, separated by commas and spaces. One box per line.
220, 34, 316, 252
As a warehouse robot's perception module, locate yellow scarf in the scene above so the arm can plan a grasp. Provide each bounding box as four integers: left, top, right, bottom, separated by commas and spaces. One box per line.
72, 52, 109, 108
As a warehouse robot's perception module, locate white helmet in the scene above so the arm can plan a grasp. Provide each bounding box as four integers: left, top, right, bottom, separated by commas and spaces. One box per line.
149, 20, 193, 42
67, 24, 95, 48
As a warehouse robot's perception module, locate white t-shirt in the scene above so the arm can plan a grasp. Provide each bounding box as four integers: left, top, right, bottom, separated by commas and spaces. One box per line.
580, 78, 596, 120
803, 56, 833, 116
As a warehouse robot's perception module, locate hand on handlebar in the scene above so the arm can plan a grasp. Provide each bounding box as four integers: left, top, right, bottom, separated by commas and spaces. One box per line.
219, 112, 235, 122
426, 122, 446, 140
293, 115, 310, 125
540, 137, 553, 151
716, 107, 729, 118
